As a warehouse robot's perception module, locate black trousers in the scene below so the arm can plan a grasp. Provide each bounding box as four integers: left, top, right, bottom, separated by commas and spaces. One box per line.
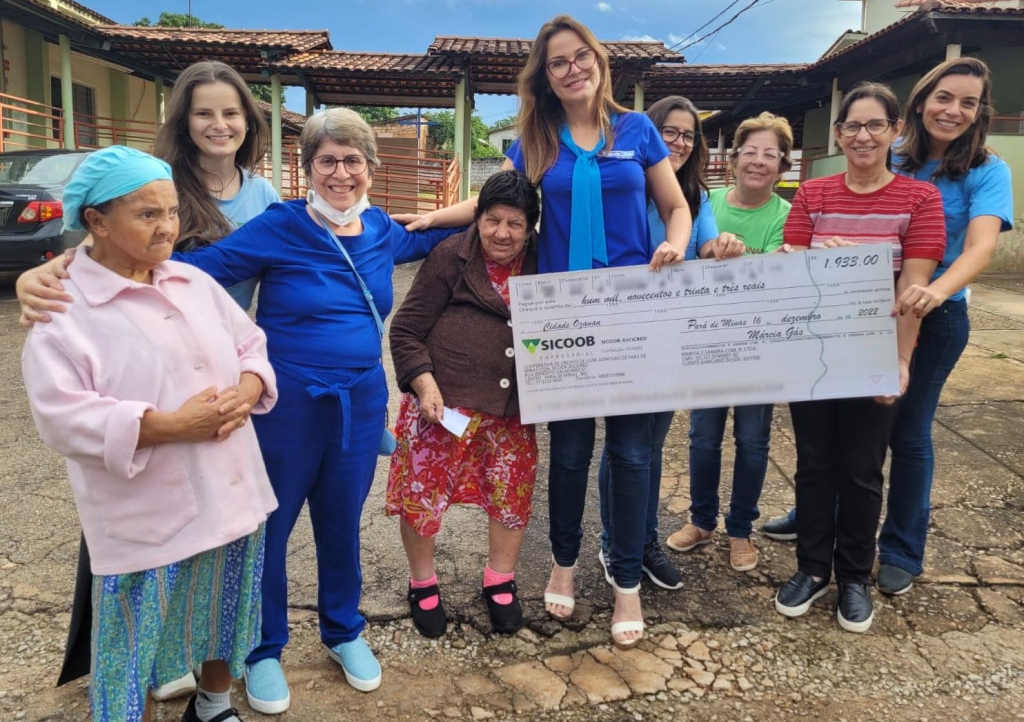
790, 397, 899, 584
57, 534, 92, 686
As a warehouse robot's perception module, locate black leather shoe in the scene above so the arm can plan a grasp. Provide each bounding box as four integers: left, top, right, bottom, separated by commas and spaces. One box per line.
837, 583, 874, 633
482, 580, 523, 634
877, 564, 914, 596
642, 541, 684, 590
761, 509, 798, 541
775, 571, 829, 618
408, 583, 448, 639
182, 694, 243, 722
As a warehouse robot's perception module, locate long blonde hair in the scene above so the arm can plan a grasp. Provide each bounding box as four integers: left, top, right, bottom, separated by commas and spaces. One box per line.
515, 15, 629, 184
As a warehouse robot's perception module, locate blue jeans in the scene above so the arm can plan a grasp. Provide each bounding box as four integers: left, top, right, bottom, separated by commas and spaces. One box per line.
598, 411, 674, 554
548, 413, 657, 588
688, 404, 773, 538
879, 299, 970, 576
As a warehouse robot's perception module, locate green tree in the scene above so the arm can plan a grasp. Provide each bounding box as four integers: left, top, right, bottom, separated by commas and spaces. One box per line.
352, 107, 400, 125
134, 13, 281, 105
490, 114, 517, 132
426, 111, 502, 159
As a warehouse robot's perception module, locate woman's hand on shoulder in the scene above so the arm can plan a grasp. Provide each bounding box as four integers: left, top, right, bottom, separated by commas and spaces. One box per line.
390, 212, 433, 232
17, 249, 77, 327
649, 241, 685, 271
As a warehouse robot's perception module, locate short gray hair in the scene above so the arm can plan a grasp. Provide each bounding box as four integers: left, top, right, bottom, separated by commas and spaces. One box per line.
300, 108, 380, 176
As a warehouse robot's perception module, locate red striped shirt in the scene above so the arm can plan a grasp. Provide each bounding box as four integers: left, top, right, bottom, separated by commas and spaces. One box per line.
784, 173, 946, 271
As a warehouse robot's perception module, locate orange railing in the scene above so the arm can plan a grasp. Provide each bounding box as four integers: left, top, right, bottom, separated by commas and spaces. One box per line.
0, 92, 63, 151
72, 113, 158, 151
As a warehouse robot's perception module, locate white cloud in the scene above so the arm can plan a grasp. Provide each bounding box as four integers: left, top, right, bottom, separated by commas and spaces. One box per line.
620, 33, 659, 42
596, 2, 612, 11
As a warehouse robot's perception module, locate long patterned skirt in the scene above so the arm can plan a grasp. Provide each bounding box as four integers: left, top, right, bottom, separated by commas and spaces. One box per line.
89, 525, 265, 722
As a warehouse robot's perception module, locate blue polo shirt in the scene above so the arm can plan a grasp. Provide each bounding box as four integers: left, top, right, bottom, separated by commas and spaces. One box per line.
507, 111, 669, 273
648, 191, 717, 261
895, 154, 1013, 301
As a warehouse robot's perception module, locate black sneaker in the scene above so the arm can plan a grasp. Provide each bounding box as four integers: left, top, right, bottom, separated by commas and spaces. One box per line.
877, 564, 914, 596
837, 582, 874, 633
761, 509, 797, 541
642, 540, 684, 590
775, 571, 829, 618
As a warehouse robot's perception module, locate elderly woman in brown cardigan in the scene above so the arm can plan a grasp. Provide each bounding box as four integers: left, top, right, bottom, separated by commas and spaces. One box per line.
387, 171, 540, 638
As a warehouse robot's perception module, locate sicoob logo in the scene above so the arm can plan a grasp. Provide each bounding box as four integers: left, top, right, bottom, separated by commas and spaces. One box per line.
522, 339, 541, 354
525, 336, 596, 353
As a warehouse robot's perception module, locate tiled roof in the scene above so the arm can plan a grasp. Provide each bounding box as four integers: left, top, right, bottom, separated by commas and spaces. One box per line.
256, 101, 306, 132
277, 51, 461, 75
12, 0, 112, 29
95, 26, 332, 54
428, 36, 681, 62
646, 63, 808, 78
894, 0, 1011, 6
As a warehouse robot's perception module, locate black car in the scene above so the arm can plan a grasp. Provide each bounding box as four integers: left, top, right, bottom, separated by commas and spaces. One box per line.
0, 149, 91, 272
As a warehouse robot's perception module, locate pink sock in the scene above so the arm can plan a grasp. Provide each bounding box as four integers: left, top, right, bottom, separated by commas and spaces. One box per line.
484, 566, 515, 605
410, 574, 439, 611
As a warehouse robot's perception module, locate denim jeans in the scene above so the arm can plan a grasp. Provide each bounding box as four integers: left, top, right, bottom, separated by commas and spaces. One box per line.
879, 299, 970, 576
598, 411, 674, 554
688, 404, 773, 538
548, 413, 656, 588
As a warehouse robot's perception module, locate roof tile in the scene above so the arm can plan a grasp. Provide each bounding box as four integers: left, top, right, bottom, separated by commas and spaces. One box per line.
427, 36, 680, 62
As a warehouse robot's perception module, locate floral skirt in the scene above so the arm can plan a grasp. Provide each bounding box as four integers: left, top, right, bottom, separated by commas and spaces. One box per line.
89, 525, 265, 722
386, 393, 538, 537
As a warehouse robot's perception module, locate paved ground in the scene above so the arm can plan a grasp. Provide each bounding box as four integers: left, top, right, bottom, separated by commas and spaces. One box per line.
1, 267, 1023, 722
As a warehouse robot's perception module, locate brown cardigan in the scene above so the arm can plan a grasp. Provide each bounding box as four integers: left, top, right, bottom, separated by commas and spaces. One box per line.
390, 225, 538, 419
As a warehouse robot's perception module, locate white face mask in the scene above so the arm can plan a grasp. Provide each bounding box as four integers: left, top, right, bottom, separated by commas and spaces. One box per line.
306, 189, 370, 227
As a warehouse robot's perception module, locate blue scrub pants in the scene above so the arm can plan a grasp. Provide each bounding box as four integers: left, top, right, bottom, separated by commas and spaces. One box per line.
247, 364, 387, 663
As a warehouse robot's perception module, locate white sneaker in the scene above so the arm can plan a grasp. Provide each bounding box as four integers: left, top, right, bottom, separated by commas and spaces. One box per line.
151, 671, 197, 701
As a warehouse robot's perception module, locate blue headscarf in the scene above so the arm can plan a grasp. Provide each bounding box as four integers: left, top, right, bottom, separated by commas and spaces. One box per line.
63, 146, 173, 231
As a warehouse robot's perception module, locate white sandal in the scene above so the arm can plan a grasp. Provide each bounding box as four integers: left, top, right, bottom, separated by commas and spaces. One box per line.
610, 581, 644, 649
543, 557, 576, 622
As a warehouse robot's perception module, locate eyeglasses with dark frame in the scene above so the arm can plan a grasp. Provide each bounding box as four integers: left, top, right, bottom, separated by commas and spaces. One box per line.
311, 154, 368, 176
660, 127, 700, 147
546, 49, 598, 79
834, 119, 895, 137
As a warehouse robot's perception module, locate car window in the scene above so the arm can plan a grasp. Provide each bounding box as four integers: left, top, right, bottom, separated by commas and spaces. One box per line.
0, 154, 86, 184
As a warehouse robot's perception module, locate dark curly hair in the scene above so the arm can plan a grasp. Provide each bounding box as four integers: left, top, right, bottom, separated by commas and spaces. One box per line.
474, 171, 541, 230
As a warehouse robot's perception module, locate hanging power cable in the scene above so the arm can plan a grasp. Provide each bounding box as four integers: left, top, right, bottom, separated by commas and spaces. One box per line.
671, 0, 767, 53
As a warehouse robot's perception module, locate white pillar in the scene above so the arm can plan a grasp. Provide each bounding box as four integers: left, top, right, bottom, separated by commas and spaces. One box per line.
946, 44, 962, 61
633, 80, 645, 112
453, 77, 470, 201
155, 78, 165, 124
827, 77, 842, 157
59, 35, 75, 149
461, 97, 473, 201
271, 74, 282, 194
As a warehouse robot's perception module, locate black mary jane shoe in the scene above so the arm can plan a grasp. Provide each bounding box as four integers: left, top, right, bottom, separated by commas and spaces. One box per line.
482, 580, 523, 634
182, 694, 244, 722
408, 582, 448, 639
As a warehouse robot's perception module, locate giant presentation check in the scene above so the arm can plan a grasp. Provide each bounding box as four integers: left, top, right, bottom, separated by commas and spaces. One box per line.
509, 246, 900, 424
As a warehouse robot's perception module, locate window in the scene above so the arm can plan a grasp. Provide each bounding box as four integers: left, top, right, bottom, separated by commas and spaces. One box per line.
502, 137, 515, 153
50, 78, 97, 147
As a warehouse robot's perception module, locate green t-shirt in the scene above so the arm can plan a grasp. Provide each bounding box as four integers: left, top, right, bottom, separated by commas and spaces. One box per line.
709, 187, 791, 255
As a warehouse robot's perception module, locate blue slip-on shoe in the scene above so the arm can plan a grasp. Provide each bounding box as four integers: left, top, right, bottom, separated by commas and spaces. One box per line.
243, 658, 290, 714
327, 637, 382, 692
761, 509, 798, 541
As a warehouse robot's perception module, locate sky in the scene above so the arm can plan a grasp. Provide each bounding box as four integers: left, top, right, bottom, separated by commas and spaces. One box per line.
85, 0, 864, 125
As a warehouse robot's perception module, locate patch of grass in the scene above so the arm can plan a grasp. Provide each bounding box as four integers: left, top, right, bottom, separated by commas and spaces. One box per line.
991, 352, 1009, 359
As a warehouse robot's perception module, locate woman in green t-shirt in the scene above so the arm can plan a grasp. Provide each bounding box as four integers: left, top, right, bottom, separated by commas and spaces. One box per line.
666, 112, 794, 573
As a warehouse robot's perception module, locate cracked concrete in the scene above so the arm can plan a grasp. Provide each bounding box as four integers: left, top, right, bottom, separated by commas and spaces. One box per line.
0, 272, 1023, 721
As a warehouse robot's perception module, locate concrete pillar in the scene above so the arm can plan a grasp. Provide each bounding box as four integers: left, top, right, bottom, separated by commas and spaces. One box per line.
633, 80, 645, 112
717, 129, 725, 151
109, 69, 129, 146
23, 30, 50, 148
827, 77, 842, 157
59, 35, 75, 150
271, 74, 283, 194
305, 90, 316, 118
453, 77, 469, 201
155, 78, 165, 124
946, 44, 962, 61
461, 97, 473, 201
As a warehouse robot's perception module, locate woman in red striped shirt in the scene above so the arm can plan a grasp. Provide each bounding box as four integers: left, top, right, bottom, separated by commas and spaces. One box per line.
773, 83, 946, 634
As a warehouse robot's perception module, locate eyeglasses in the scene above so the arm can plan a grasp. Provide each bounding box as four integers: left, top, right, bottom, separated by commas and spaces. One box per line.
835, 119, 894, 137
546, 49, 597, 79
660, 127, 699, 146
311, 154, 368, 176
737, 147, 782, 164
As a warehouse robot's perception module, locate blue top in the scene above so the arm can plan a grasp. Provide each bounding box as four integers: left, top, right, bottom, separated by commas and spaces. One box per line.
219, 172, 281, 310
895, 154, 1013, 302
648, 190, 717, 262
174, 201, 458, 371
507, 111, 669, 273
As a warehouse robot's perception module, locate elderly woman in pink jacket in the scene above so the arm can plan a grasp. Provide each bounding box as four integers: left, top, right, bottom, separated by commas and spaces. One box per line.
21, 146, 278, 722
